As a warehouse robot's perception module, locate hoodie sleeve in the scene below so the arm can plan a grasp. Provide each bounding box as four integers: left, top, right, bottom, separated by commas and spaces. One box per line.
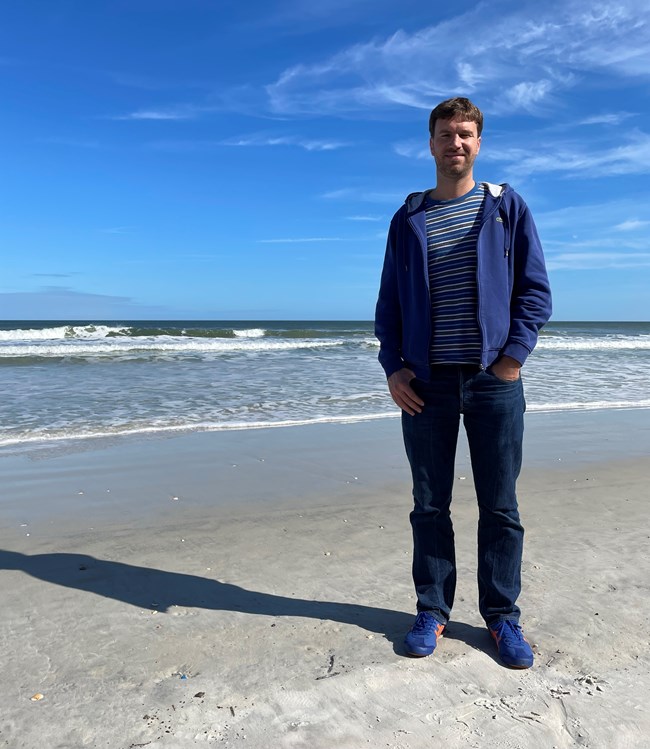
502, 199, 552, 365
374, 214, 406, 378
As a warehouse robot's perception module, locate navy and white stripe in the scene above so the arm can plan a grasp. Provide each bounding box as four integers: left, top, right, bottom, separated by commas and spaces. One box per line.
425, 183, 486, 365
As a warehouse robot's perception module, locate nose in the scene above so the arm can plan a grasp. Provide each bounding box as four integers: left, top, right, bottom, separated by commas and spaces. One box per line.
449, 133, 463, 149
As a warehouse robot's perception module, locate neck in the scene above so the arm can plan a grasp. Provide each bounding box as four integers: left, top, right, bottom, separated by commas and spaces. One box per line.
430, 174, 476, 201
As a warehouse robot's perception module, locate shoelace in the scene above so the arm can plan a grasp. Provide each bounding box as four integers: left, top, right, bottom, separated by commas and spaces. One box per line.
413, 612, 440, 633
494, 620, 524, 643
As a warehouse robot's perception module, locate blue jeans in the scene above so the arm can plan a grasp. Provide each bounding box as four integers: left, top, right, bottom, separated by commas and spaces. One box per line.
401, 365, 525, 625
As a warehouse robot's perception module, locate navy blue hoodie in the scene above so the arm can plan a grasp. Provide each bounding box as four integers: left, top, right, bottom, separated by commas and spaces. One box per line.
375, 182, 552, 380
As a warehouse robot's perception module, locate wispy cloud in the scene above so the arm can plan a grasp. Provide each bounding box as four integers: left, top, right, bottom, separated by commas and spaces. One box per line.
112, 108, 195, 121
220, 133, 349, 151
537, 197, 650, 233
264, 0, 650, 117
147, 134, 348, 153
110, 98, 225, 121
502, 80, 556, 113
580, 112, 636, 126
547, 252, 650, 270
110, 88, 282, 123
393, 141, 429, 160
346, 215, 384, 221
615, 219, 650, 231
536, 198, 650, 270
481, 129, 650, 178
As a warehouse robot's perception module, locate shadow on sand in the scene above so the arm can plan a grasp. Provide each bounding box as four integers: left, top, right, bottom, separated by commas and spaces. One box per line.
1, 549, 489, 656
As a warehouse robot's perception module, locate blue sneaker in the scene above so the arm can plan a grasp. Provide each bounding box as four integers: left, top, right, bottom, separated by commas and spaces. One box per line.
404, 612, 445, 656
489, 620, 534, 669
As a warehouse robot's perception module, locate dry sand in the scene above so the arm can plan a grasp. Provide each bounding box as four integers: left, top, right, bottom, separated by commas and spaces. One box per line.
1, 409, 649, 748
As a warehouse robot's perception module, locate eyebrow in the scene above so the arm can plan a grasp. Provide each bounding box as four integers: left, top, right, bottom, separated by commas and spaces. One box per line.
437, 126, 476, 136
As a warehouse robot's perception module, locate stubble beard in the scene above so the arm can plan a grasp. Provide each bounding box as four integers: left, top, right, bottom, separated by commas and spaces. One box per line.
437, 153, 476, 180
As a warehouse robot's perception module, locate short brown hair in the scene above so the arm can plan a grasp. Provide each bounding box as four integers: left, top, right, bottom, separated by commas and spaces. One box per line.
429, 97, 483, 138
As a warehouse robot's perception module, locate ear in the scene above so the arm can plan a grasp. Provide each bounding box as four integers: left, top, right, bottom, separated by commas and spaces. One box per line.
429, 137, 435, 157
476, 136, 482, 153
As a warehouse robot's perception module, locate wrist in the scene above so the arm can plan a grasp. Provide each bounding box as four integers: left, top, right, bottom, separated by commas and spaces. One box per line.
498, 355, 522, 368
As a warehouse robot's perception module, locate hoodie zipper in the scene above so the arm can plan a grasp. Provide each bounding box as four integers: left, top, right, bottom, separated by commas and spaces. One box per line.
476, 193, 506, 368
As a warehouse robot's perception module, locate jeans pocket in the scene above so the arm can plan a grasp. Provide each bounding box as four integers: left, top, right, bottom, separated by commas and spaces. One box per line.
485, 367, 521, 384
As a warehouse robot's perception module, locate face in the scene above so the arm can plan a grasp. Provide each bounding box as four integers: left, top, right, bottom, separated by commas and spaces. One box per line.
429, 117, 481, 180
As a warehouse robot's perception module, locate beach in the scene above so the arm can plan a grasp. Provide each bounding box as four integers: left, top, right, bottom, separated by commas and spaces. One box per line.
1, 408, 649, 748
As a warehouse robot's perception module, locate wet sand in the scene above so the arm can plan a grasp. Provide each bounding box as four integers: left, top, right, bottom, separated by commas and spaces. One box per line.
1, 409, 649, 748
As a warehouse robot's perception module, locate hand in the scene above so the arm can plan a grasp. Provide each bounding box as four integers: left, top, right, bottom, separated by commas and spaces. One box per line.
387, 368, 424, 415
490, 355, 521, 382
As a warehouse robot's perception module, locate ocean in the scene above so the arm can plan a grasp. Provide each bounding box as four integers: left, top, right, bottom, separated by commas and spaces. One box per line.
1, 320, 649, 452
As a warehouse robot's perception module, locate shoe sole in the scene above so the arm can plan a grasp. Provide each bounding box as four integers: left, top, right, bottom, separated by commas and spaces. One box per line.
501, 660, 533, 669
404, 646, 435, 657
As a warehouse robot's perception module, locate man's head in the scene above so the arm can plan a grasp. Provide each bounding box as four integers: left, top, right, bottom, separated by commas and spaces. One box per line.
428, 97, 483, 181
428, 97, 483, 139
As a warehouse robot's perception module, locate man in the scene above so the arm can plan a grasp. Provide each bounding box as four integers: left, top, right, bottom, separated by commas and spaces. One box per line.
375, 97, 551, 669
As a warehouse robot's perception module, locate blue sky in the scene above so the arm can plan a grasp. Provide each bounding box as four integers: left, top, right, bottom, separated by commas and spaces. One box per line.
2, 0, 649, 320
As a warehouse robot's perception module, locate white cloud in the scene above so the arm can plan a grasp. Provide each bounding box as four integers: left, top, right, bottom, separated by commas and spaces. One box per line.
393, 141, 429, 160
220, 133, 349, 151
503, 80, 555, 112
482, 129, 650, 178
534, 198, 650, 271
346, 215, 383, 221
111, 98, 226, 121
537, 197, 650, 233
456, 62, 485, 89
114, 109, 193, 121
615, 219, 650, 231
547, 252, 650, 270
397, 126, 650, 179
147, 136, 348, 153
580, 112, 635, 125
264, 0, 650, 117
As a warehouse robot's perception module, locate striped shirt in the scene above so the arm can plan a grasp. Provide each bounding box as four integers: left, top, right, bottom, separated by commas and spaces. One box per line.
425, 182, 486, 365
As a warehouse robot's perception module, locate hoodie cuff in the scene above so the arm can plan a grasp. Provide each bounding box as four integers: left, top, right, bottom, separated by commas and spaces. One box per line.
501, 341, 529, 367
379, 352, 405, 379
